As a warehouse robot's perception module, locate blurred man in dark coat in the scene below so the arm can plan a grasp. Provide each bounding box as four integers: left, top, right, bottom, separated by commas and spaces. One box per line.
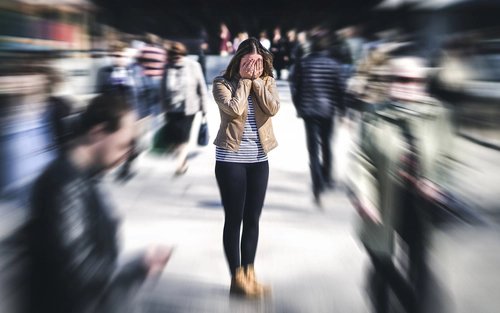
290, 33, 346, 206
27, 94, 172, 313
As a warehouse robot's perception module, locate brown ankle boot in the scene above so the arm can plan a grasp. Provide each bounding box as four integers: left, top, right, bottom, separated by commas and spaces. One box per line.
230, 267, 260, 297
246, 264, 272, 295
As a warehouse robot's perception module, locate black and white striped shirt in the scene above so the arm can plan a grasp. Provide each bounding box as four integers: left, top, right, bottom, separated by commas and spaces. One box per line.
216, 96, 268, 163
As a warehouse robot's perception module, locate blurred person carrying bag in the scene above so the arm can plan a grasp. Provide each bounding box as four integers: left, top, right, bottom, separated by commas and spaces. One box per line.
151, 45, 188, 155
152, 110, 209, 152
152, 41, 209, 173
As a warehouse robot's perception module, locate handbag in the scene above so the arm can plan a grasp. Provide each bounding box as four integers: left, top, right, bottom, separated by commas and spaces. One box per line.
197, 116, 209, 146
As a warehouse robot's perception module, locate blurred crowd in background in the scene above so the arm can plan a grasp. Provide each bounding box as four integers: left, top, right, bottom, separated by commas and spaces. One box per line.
1, 0, 497, 203
1, 0, 500, 312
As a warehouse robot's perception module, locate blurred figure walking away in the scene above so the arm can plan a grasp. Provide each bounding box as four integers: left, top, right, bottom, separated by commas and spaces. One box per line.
341, 25, 366, 72
285, 29, 297, 70
96, 42, 135, 97
137, 33, 167, 119
115, 37, 164, 181
161, 42, 208, 176
232, 31, 249, 54
97, 40, 163, 182
96, 43, 137, 181
26, 94, 173, 313
294, 31, 310, 60
220, 23, 233, 56
289, 33, 346, 206
288, 30, 310, 79
259, 31, 271, 50
348, 52, 455, 313
198, 27, 211, 82
212, 38, 280, 297
329, 31, 354, 78
41, 67, 73, 155
271, 27, 287, 80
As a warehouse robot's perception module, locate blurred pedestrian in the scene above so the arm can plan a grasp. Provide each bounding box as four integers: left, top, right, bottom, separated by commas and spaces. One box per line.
96, 42, 134, 97
329, 32, 354, 77
137, 33, 167, 118
345, 43, 393, 112
271, 27, 287, 80
96, 43, 137, 181
349, 54, 455, 313
27, 93, 173, 313
41, 67, 73, 154
212, 37, 280, 297
233, 31, 249, 54
288, 30, 310, 79
96, 41, 160, 182
285, 29, 297, 68
113, 38, 163, 182
259, 31, 271, 50
289, 33, 346, 206
294, 31, 310, 60
161, 42, 208, 175
341, 26, 366, 68
220, 23, 233, 56
198, 27, 211, 81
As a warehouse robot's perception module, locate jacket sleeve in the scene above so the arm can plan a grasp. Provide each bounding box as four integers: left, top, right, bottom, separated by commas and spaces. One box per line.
251, 77, 280, 117
212, 77, 252, 117
195, 62, 208, 114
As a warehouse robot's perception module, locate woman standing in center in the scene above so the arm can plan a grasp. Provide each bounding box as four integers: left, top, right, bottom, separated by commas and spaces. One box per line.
212, 38, 280, 297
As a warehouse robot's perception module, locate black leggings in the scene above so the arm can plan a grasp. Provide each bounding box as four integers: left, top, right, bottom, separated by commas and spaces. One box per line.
215, 161, 269, 276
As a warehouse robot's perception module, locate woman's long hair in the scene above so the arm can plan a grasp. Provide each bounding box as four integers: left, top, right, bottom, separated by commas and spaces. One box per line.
222, 37, 274, 80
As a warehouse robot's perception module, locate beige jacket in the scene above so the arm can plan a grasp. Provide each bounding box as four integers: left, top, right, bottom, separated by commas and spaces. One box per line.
212, 76, 280, 153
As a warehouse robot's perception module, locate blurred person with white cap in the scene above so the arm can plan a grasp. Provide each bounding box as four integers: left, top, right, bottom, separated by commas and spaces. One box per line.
349, 48, 455, 313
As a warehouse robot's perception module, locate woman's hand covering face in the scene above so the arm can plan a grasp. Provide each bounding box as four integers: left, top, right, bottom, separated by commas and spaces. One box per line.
239, 59, 255, 79
252, 59, 263, 79
240, 53, 263, 79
